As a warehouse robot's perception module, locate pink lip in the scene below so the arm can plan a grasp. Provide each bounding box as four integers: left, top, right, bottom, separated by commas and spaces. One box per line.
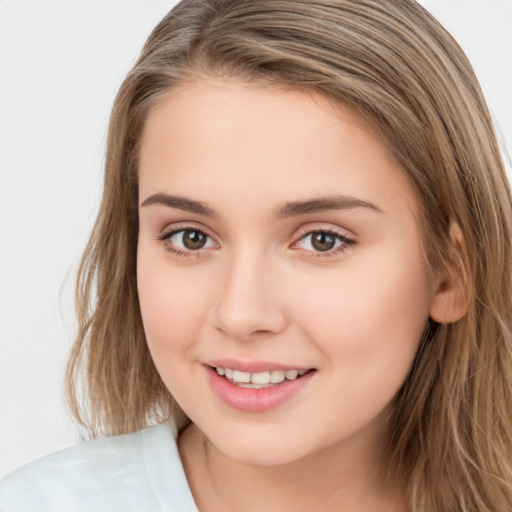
204, 358, 311, 373
204, 365, 316, 413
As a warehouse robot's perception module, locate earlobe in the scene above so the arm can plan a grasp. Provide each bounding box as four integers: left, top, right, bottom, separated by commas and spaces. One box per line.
429, 222, 471, 324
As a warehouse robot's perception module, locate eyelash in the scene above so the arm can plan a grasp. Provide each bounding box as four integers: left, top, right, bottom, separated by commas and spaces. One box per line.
292, 229, 356, 257
157, 226, 356, 259
158, 225, 216, 258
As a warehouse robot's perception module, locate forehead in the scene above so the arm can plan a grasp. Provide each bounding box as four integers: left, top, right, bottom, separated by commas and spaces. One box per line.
141, 80, 380, 153
138, 80, 418, 219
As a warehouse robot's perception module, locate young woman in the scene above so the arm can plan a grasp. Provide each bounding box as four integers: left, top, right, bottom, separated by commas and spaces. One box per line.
2, 1, 512, 510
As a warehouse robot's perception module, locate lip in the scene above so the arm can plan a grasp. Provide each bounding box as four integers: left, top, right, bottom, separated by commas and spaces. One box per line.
204, 358, 312, 374
204, 364, 316, 413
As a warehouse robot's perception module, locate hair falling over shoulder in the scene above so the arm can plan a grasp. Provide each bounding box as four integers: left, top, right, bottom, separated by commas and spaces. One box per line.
66, 1, 512, 510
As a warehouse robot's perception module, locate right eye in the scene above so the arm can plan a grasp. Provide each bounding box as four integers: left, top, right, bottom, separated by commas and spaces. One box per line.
160, 228, 217, 255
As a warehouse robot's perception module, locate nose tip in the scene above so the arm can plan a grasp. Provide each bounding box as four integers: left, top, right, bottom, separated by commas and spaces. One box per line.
214, 308, 283, 341
211, 258, 287, 341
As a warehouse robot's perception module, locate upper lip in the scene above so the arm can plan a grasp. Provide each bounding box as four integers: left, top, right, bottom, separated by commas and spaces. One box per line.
204, 358, 314, 373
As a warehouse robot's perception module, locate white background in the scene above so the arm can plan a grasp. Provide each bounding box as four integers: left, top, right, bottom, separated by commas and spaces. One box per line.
0, 0, 511, 478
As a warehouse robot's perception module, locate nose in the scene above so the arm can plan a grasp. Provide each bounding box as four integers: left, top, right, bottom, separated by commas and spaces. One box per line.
211, 249, 288, 341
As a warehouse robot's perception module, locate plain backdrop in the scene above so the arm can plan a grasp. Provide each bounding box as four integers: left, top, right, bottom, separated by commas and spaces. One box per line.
0, 0, 511, 478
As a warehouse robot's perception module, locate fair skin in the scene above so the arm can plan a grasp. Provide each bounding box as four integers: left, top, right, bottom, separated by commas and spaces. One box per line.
136, 79, 452, 512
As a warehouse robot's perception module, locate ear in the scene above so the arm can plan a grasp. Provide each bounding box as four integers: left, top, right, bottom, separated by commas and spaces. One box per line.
429, 221, 470, 324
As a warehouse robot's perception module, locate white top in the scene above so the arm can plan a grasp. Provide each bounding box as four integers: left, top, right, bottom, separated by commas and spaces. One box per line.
0, 421, 199, 512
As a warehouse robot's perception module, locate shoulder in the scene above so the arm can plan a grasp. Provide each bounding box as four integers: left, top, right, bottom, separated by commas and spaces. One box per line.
0, 421, 198, 512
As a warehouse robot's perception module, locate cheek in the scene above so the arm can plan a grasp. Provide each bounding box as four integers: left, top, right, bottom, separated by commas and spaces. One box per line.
288, 253, 431, 436
292, 248, 432, 373
137, 252, 211, 357
137, 259, 215, 411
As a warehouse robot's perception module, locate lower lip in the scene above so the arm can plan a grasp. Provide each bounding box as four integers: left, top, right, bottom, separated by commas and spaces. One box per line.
205, 366, 316, 412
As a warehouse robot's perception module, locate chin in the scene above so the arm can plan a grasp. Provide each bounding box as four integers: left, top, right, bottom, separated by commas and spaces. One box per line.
207, 427, 311, 467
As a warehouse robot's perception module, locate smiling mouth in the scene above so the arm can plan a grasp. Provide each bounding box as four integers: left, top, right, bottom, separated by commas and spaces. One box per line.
211, 366, 315, 389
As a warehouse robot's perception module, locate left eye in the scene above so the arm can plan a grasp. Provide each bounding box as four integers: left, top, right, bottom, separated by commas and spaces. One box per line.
296, 231, 351, 252
166, 229, 216, 251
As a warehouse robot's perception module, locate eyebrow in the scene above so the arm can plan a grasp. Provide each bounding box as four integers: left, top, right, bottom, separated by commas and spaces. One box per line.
141, 193, 217, 217
274, 195, 382, 218
140, 193, 382, 218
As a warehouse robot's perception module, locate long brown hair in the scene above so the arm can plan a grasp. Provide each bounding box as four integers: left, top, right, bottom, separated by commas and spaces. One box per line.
66, 1, 512, 509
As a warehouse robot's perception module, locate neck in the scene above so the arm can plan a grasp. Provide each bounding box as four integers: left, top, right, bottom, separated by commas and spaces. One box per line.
179, 423, 408, 512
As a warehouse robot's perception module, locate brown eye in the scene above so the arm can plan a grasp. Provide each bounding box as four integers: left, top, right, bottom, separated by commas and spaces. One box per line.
182, 230, 207, 250
311, 232, 336, 252
296, 230, 354, 254
165, 228, 216, 252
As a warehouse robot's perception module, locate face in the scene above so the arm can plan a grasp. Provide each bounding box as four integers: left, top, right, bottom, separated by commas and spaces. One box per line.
137, 80, 436, 466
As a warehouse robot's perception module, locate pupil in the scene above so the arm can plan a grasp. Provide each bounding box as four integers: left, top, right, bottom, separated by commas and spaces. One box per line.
312, 232, 335, 251
183, 230, 206, 250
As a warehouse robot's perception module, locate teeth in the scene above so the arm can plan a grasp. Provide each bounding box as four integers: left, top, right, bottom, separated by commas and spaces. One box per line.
270, 370, 286, 383
232, 370, 251, 383
238, 382, 272, 389
215, 366, 309, 386
251, 371, 270, 385
285, 369, 298, 380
